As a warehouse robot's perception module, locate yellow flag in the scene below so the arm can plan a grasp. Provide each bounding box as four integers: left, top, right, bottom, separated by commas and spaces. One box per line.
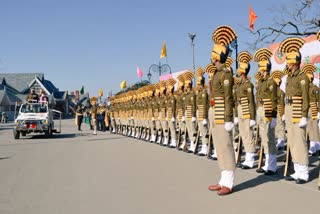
98, 89, 103, 97
160, 42, 167, 58
120, 80, 127, 89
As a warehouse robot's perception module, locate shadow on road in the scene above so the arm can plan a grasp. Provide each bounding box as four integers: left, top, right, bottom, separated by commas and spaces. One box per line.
233, 174, 281, 193
0, 156, 11, 160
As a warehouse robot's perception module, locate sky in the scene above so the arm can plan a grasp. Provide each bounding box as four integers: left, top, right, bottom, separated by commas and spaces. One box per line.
0, 0, 310, 97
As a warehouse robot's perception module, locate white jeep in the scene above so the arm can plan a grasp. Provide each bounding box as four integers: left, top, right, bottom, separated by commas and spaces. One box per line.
13, 102, 61, 139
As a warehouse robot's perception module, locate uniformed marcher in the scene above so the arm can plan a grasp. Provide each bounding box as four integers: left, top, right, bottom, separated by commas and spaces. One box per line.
207, 25, 237, 195
254, 48, 278, 175
195, 67, 210, 156
234, 51, 256, 170
302, 64, 320, 155
280, 37, 309, 184
90, 96, 98, 135
270, 71, 286, 149
158, 80, 167, 144
182, 71, 197, 152
76, 104, 84, 131
176, 74, 187, 149
166, 78, 178, 147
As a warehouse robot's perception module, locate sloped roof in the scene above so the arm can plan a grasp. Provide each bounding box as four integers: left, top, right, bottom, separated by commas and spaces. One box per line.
0, 73, 44, 93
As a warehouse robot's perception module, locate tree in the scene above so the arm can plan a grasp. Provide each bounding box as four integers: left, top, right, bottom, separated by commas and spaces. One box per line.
114, 80, 150, 96
249, 0, 320, 50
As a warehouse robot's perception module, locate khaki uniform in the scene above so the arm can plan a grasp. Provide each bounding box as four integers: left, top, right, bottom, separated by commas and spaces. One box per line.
185, 90, 197, 144
209, 65, 235, 171
176, 91, 186, 143
256, 74, 277, 155
275, 86, 286, 142
307, 83, 320, 142
167, 93, 177, 142
159, 95, 168, 141
196, 89, 209, 146
235, 77, 256, 154
285, 69, 309, 167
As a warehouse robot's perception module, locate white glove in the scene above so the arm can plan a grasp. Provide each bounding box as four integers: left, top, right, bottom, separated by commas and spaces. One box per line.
158, 116, 161, 120
192, 117, 196, 122
182, 116, 186, 122
299, 117, 307, 128
318, 120, 320, 129
171, 117, 175, 122
234, 117, 239, 125
318, 112, 320, 120
152, 117, 155, 121
117, 117, 120, 120
202, 119, 208, 125
270, 118, 277, 129
249, 120, 256, 128
111, 117, 115, 120
165, 117, 168, 121
131, 116, 134, 120
282, 115, 285, 121
224, 122, 234, 132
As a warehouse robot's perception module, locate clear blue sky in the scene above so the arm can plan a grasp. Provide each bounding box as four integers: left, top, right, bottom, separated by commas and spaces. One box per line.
0, 0, 296, 97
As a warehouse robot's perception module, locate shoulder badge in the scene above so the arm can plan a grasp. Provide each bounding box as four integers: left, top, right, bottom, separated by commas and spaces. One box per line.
301, 79, 306, 86
247, 87, 252, 93
269, 85, 273, 91
191, 97, 193, 100
224, 79, 230, 86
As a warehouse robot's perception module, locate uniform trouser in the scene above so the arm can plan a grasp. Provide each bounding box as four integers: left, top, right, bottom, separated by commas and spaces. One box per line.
150, 119, 156, 136
178, 120, 186, 142
256, 106, 276, 155
111, 119, 116, 131
186, 120, 196, 142
77, 115, 83, 130
307, 109, 320, 142
156, 120, 162, 137
210, 106, 236, 171
237, 105, 255, 153
198, 120, 209, 145
285, 105, 308, 165
161, 120, 169, 138
275, 113, 286, 140
168, 120, 177, 141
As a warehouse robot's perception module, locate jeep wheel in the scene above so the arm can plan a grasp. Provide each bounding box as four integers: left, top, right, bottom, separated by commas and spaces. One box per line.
13, 129, 20, 139
45, 125, 52, 137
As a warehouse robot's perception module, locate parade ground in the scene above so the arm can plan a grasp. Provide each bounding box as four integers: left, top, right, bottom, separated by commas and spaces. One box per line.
0, 119, 319, 214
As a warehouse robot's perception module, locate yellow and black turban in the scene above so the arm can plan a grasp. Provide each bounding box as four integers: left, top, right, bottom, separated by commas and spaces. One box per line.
237, 51, 252, 76
279, 37, 304, 65
196, 67, 205, 86
301, 63, 316, 80
211, 26, 237, 63
254, 48, 273, 72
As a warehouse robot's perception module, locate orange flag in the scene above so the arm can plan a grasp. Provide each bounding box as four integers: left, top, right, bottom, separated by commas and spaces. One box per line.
249, 4, 258, 31
160, 42, 167, 58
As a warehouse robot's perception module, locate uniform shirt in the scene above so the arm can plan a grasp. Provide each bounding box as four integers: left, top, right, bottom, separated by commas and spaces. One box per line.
209, 64, 234, 122
166, 93, 176, 119
196, 89, 209, 121
256, 74, 277, 118
235, 77, 256, 120
184, 90, 196, 119
286, 69, 309, 118
276, 85, 285, 117
175, 91, 185, 120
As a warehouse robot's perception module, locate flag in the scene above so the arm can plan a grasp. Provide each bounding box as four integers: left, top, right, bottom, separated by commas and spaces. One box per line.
249, 4, 258, 31
160, 42, 167, 58
80, 86, 84, 95
98, 89, 103, 97
120, 80, 126, 89
137, 66, 143, 78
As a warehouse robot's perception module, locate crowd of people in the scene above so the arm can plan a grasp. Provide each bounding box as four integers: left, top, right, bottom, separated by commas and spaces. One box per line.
87, 27, 320, 195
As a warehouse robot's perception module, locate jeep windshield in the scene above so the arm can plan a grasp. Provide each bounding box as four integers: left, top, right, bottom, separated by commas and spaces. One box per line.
20, 104, 48, 113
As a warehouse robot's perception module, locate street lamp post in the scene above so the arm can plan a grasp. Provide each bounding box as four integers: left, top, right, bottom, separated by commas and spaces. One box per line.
148, 61, 171, 82
230, 38, 239, 70
189, 32, 196, 85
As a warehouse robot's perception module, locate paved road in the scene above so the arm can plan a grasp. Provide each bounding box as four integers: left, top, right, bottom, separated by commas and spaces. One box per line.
0, 119, 319, 214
